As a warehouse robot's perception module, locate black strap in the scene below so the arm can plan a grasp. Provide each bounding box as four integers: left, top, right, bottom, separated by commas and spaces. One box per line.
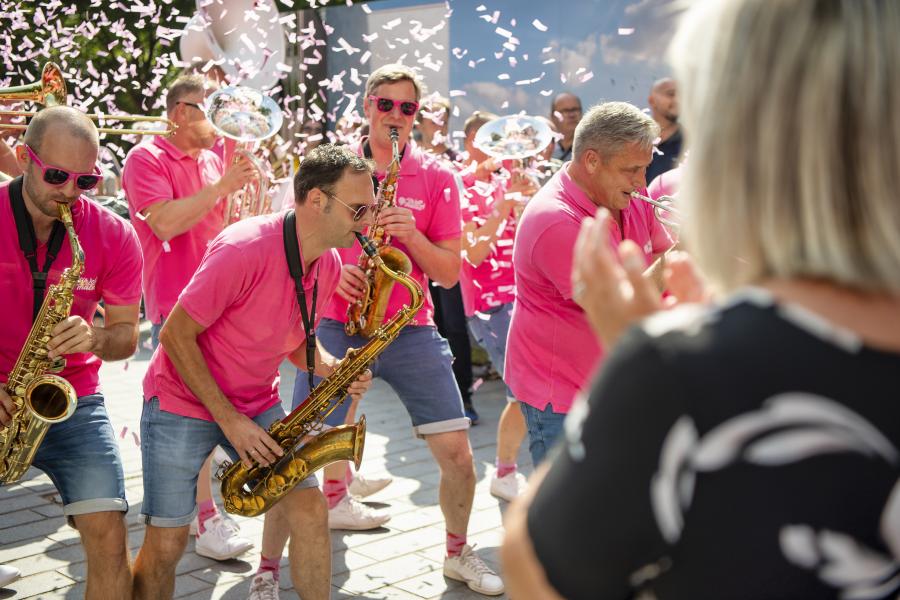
283, 210, 318, 391
9, 176, 67, 321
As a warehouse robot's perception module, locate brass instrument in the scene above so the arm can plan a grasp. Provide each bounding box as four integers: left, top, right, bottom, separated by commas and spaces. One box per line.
345, 127, 413, 337
206, 86, 284, 226
219, 232, 423, 516
0, 203, 82, 483
0, 61, 175, 136
629, 191, 680, 232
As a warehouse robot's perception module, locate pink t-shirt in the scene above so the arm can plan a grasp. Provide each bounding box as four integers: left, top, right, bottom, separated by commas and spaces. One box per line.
143, 212, 341, 421
0, 180, 143, 398
458, 170, 517, 317
122, 135, 225, 324
323, 140, 461, 328
505, 166, 673, 413
647, 165, 682, 200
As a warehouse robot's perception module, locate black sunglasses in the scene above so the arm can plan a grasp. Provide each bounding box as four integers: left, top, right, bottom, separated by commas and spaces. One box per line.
26, 145, 101, 191
368, 95, 420, 117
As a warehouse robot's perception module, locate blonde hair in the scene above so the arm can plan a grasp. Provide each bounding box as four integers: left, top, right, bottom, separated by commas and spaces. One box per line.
671, 0, 900, 293
365, 64, 425, 102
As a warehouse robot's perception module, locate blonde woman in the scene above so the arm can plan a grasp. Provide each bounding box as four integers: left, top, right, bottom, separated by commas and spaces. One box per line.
502, 0, 900, 598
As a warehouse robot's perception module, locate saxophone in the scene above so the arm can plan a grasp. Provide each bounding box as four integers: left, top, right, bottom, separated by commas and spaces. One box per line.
345, 127, 414, 338
219, 232, 423, 517
0, 203, 82, 484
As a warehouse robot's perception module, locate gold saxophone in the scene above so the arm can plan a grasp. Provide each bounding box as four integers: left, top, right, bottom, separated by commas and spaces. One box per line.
345, 127, 414, 338
0, 203, 82, 484
219, 232, 423, 517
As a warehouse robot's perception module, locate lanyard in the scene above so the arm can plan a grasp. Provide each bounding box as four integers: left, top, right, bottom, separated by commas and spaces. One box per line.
9, 176, 67, 321
283, 210, 319, 391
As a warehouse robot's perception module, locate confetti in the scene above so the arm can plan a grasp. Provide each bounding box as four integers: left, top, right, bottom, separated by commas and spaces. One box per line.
532, 19, 548, 32
618, 27, 635, 35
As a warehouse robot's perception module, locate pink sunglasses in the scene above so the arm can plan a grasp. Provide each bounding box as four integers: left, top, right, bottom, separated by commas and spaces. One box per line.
26, 145, 102, 191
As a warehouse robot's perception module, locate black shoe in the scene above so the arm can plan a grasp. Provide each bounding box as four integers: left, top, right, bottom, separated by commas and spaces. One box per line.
463, 401, 480, 426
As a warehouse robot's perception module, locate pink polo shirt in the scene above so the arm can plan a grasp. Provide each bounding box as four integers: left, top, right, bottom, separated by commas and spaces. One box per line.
458, 170, 517, 317
143, 212, 341, 421
505, 165, 673, 413
0, 180, 143, 398
323, 140, 461, 327
122, 135, 225, 324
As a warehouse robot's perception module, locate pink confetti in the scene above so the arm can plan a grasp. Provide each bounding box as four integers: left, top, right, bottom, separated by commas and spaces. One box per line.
132, 431, 141, 447
120, 426, 127, 439
472, 377, 484, 391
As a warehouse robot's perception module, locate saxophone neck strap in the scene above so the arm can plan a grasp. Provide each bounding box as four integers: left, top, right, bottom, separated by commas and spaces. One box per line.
283, 210, 318, 391
9, 176, 67, 321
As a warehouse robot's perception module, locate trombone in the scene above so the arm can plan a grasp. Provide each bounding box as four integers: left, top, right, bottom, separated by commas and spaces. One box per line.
0, 61, 175, 136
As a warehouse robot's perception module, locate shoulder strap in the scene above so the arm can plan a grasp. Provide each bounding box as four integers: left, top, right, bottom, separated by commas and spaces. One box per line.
282, 209, 303, 280
9, 176, 67, 320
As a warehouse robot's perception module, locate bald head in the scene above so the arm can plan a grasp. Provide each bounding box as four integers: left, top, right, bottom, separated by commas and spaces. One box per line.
648, 78, 678, 124
24, 106, 99, 155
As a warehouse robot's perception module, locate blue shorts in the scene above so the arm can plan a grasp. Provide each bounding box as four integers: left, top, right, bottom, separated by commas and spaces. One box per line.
139, 398, 319, 527
26, 394, 127, 524
467, 302, 515, 401
520, 401, 567, 466
292, 319, 469, 438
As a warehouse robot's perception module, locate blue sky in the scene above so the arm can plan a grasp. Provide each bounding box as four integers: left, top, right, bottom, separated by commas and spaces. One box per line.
321, 0, 679, 132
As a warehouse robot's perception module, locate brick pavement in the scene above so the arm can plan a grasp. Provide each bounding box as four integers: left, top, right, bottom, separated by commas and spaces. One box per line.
0, 327, 530, 599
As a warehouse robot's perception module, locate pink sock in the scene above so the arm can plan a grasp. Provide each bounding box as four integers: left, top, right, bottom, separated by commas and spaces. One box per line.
496, 460, 517, 478
447, 531, 467, 557
197, 499, 218, 534
323, 478, 348, 509
257, 555, 281, 581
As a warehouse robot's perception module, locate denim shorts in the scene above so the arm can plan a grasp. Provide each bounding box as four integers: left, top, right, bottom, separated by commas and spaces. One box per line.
27, 394, 127, 523
520, 401, 568, 466
139, 398, 319, 527
292, 319, 469, 438
467, 302, 515, 401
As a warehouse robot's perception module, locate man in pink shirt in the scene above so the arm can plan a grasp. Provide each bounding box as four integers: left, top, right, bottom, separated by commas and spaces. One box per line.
458, 111, 538, 503
132, 145, 375, 600
0, 107, 142, 599
506, 101, 672, 465
264, 65, 505, 597
122, 73, 257, 560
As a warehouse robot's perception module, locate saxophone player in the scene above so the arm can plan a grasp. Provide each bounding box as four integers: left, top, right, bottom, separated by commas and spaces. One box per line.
264, 64, 505, 597
132, 144, 374, 600
0, 106, 143, 599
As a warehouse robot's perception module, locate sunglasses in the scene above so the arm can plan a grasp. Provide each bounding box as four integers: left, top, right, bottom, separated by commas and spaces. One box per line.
368, 95, 420, 117
26, 145, 101, 191
327, 193, 377, 222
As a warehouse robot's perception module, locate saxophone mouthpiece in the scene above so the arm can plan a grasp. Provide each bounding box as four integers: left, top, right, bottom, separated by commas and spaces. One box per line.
355, 232, 378, 258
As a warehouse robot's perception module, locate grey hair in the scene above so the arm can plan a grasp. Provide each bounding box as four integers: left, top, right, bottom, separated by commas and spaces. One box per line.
165, 74, 207, 113
572, 102, 659, 162
23, 106, 98, 154
670, 0, 900, 293
365, 64, 426, 102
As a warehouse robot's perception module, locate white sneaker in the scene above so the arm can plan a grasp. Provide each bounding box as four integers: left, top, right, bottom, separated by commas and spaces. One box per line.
0, 564, 20, 588
328, 495, 390, 530
195, 515, 254, 561
348, 473, 393, 498
490, 471, 527, 502
247, 571, 280, 600
443, 545, 504, 596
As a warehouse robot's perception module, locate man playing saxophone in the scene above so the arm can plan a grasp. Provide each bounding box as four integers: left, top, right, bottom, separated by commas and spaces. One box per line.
132, 144, 375, 600
0, 106, 143, 599
264, 64, 505, 597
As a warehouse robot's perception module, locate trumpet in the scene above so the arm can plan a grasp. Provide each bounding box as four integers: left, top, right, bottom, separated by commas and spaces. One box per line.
630, 191, 680, 231
0, 61, 175, 136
